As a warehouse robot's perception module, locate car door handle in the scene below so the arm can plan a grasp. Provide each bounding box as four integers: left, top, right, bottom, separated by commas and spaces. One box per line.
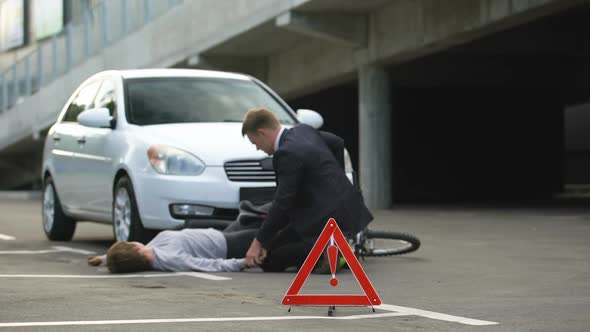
77, 136, 86, 144
53, 135, 61, 142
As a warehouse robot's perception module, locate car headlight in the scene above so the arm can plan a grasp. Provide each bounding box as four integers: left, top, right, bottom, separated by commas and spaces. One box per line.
147, 145, 206, 175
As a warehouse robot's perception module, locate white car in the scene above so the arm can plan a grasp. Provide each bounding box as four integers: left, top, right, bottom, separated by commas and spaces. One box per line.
41, 69, 354, 242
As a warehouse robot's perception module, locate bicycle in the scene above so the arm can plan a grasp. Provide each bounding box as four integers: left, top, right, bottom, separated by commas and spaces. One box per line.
185, 200, 421, 259
351, 227, 420, 259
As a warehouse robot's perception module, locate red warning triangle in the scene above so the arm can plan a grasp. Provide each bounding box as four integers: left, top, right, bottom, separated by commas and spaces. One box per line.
282, 218, 382, 307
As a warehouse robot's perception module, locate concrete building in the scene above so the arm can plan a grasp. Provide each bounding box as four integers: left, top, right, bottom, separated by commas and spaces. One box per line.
0, 0, 589, 208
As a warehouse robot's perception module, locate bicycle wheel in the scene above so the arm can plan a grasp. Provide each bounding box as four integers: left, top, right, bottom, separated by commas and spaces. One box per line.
363, 230, 421, 256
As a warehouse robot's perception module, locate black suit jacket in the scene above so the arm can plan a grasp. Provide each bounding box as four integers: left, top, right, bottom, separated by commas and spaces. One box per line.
256, 124, 373, 246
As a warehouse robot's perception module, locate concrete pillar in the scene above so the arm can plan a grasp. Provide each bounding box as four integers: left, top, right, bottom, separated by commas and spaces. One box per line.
358, 64, 392, 209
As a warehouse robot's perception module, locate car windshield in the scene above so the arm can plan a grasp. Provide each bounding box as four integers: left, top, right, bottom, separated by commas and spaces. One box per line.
124, 77, 296, 125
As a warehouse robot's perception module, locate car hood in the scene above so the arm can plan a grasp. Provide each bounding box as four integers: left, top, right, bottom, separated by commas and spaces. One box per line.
133, 123, 281, 166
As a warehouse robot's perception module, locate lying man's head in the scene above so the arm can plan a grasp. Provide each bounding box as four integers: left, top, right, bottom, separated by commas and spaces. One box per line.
106, 241, 152, 273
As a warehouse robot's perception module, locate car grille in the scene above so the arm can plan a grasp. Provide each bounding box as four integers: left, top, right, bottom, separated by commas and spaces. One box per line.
224, 159, 276, 182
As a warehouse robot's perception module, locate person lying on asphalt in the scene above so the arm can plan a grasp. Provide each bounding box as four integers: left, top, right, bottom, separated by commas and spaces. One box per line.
88, 228, 258, 273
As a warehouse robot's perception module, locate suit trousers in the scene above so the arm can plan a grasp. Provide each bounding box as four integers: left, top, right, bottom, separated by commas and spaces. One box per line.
223, 220, 312, 272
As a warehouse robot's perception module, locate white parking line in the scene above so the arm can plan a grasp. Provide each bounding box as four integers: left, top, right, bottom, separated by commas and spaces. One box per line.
0, 233, 15, 240
376, 304, 498, 326
0, 272, 231, 281
0, 304, 498, 327
0, 249, 60, 254
0, 246, 95, 255
179, 272, 232, 281
51, 246, 96, 255
0, 312, 408, 328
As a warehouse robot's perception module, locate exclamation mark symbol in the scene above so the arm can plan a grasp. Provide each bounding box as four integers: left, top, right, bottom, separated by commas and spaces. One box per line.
328, 240, 339, 287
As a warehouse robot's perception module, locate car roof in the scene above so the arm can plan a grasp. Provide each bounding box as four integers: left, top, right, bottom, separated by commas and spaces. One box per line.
100, 69, 252, 81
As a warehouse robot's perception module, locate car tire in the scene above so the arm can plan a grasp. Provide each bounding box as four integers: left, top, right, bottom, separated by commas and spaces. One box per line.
42, 176, 77, 241
112, 176, 153, 243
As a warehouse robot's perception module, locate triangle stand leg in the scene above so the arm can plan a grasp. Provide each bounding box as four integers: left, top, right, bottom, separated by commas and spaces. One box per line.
328, 305, 336, 316
366, 295, 376, 312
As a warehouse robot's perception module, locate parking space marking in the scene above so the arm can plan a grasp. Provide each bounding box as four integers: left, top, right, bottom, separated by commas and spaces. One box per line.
0, 233, 15, 240
51, 246, 96, 255
179, 272, 232, 280
0, 246, 95, 255
376, 304, 498, 326
0, 312, 408, 327
0, 304, 498, 327
0, 272, 231, 281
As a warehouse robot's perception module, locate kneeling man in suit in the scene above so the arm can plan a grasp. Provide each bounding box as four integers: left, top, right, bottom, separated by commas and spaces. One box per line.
241, 108, 373, 271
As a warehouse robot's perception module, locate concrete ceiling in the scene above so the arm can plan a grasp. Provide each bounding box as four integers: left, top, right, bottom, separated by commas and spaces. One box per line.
296, 0, 393, 13
203, 21, 306, 56
203, 0, 394, 57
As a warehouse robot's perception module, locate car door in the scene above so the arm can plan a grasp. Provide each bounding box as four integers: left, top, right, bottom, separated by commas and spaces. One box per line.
47, 121, 81, 211
53, 80, 101, 213
76, 78, 119, 218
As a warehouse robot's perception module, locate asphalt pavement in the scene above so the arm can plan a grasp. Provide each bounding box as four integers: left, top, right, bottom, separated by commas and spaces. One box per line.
0, 196, 589, 331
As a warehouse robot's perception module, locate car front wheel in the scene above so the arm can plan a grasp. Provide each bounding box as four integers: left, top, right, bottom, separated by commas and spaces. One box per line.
112, 176, 151, 243
42, 176, 76, 241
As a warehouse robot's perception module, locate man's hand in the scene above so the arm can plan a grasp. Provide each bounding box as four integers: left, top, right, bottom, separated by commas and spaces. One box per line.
87, 255, 104, 266
245, 239, 267, 268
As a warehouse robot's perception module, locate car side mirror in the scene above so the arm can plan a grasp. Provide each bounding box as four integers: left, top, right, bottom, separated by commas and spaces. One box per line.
78, 108, 113, 128
296, 109, 324, 129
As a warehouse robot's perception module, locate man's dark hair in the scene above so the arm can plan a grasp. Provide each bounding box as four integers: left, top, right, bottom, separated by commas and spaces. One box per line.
242, 108, 279, 136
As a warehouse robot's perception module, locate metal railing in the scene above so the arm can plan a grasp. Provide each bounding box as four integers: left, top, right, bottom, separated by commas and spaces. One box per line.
0, 0, 183, 113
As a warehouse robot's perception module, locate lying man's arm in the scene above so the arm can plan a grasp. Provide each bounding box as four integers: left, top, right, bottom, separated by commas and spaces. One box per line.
88, 255, 106, 267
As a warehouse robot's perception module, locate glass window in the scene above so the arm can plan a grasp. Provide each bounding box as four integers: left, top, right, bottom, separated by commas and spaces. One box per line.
62, 80, 101, 122
94, 79, 117, 116
124, 77, 296, 126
